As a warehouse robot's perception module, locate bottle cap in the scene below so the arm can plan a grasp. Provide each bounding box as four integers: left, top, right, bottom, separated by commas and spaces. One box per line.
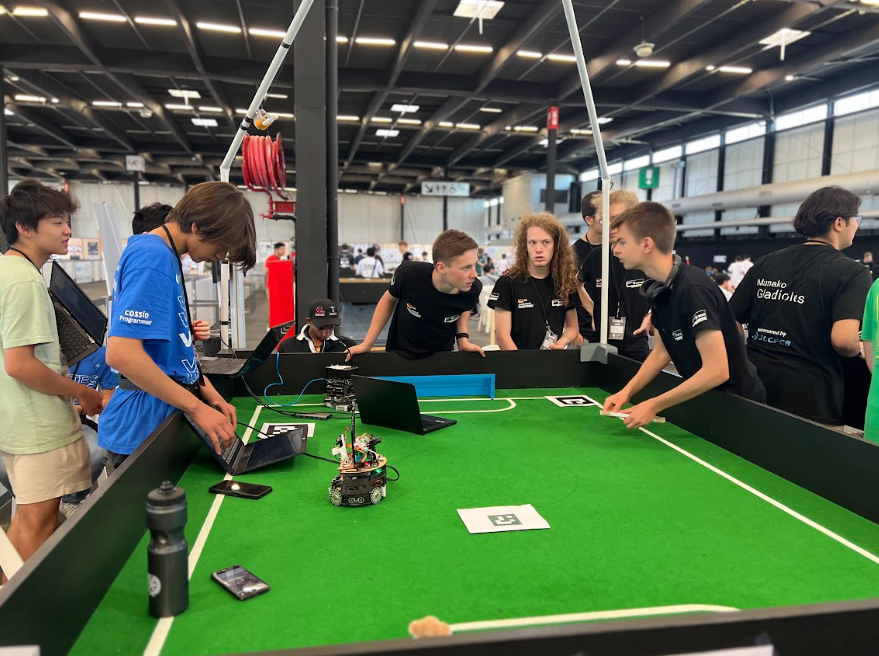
147, 481, 186, 507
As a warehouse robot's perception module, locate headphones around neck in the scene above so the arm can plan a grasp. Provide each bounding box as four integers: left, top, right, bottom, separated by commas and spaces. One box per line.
639, 254, 682, 308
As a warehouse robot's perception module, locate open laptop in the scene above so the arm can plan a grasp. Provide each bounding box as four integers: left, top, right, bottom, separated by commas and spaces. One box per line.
352, 376, 457, 435
49, 262, 107, 366
200, 329, 282, 378
184, 414, 307, 475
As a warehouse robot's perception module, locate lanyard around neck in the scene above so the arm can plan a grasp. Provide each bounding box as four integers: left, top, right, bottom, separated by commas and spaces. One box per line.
160, 225, 203, 384
7, 247, 40, 271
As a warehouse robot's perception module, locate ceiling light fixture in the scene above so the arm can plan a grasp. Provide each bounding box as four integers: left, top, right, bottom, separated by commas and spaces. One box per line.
456, 123, 480, 130
168, 89, 201, 99
439, 121, 454, 127
92, 100, 122, 107
196, 22, 241, 33
371, 117, 393, 123
547, 53, 577, 63
413, 41, 448, 50
513, 125, 538, 132
266, 93, 287, 99
198, 106, 222, 112
455, 44, 493, 53
454, 0, 504, 19
480, 107, 503, 113
570, 128, 592, 135
127, 102, 144, 108
80, 11, 125, 21
12, 6, 48, 16
784, 74, 796, 82
710, 65, 752, 74
759, 28, 810, 61
337, 115, 360, 122
355, 37, 396, 46
192, 118, 218, 127
134, 16, 177, 26
397, 118, 422, 125
376, 129, 399, 137
336, 36, 348, 43
165, 103, 195, 111
517, 50, 542, 58
14, 94, 45, 103
391, 104, 419, 113
249, 27, 286, 38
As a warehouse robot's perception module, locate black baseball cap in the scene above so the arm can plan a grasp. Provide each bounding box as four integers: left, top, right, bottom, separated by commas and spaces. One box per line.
308, 298, 341, 327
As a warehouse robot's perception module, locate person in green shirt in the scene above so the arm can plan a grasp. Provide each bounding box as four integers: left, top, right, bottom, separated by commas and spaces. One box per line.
861, 279, 879, 442
0, 179, 103, 581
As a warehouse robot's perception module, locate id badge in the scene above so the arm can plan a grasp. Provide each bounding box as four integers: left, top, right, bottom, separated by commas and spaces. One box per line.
540, 327, 559, 350
609, 317, 626, 341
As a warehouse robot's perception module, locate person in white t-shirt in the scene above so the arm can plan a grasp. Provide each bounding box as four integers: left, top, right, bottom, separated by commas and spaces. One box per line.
728, 255, 745, 287
356, 246, 384, 279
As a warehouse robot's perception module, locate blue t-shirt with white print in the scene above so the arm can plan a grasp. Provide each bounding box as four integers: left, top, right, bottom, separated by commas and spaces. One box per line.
70, 345, 118, 391
98, 234, 198, 455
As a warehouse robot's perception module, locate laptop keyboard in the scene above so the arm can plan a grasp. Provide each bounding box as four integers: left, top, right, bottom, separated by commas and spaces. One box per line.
221, 438, 242, 464
201, 358, 245, 375
54, 305, 93, 361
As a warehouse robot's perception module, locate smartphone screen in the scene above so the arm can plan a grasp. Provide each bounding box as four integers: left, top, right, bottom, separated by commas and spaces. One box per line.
211, 565, 270, 600
209, 480, 272, 499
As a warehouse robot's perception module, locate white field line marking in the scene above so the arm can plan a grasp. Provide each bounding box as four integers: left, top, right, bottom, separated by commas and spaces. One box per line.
450, 603, 739, 632
580, 392, 879, 567
424, 399, 517, 414
143, 404, 263, 656
263, 395, 562, 408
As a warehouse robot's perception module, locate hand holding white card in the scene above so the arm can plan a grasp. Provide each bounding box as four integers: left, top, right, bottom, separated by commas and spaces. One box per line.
600, 410, 666, 424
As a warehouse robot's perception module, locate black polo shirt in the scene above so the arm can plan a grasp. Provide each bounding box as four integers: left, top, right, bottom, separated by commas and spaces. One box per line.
488, 273, 581, 350
386, 261, 482, 359
582, 247, 650, 361
572, 237, 597, 341
729, 243, 872, 424
652, 264, 765, 402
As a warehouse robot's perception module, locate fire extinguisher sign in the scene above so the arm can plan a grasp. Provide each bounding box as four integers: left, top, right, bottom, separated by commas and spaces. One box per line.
547, 106, 559, 131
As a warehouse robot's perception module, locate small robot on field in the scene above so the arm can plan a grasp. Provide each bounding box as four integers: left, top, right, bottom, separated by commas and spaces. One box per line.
329, 403, 387, 507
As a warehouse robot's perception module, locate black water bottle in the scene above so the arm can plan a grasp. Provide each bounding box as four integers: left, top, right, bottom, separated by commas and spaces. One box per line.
146, 481, 189, 617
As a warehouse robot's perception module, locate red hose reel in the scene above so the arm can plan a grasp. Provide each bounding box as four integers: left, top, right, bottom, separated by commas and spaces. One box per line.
242, 133, 296, 220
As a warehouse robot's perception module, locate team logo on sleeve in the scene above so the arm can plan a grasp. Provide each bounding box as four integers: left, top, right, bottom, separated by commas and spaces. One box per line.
406, 303, 421, 318
551, 299, 564, 307
444, 313, 462, 323
489, 292, 499, 301
626, 279, 645, 288
692, 310, 708, 327
672, 329, 684, 341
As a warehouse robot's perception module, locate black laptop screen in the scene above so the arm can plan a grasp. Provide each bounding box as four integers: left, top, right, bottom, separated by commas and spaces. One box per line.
50, 262, 108, 342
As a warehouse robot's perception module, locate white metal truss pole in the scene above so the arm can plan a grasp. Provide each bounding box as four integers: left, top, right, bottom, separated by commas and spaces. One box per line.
561, 0, 612, 346
218, 0, 316, 183
216, 0, 315, 349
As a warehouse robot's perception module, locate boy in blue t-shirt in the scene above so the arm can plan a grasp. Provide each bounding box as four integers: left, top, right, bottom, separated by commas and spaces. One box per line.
99, 182, 257, 464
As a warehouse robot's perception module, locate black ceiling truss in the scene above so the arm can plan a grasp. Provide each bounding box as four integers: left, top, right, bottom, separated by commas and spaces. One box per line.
0, 0, 876, 193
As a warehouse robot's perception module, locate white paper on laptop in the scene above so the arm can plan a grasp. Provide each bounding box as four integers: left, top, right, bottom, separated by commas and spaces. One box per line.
457, 504, 550, 534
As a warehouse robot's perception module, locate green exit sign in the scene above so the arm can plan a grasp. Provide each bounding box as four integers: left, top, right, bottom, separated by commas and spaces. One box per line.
639, 166, 660, 190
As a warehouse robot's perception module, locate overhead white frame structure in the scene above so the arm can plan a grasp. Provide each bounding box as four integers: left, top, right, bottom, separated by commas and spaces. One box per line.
561, 0, 613, 348
216, 0, 316, 349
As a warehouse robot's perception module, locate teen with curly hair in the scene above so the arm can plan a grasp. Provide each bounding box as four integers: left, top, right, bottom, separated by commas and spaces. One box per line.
489, 213, 581, 350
